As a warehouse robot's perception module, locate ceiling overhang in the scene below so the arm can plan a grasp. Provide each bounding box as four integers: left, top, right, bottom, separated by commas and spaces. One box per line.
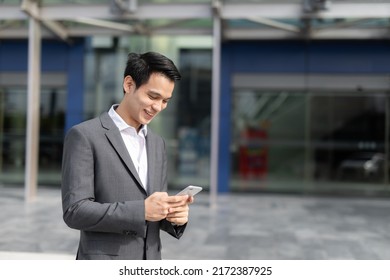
1, 1, 390, 40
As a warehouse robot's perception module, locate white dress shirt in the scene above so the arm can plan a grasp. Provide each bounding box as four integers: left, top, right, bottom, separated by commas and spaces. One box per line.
108, 105, 148, 190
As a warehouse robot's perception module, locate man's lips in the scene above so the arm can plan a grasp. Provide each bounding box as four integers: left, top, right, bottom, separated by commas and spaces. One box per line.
144, 110, 155, 119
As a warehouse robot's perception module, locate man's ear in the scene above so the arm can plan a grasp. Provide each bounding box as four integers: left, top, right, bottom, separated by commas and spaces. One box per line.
123, 75, 135, 93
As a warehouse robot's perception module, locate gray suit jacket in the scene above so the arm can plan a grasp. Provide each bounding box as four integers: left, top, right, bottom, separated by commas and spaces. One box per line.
61, 112, 186, 260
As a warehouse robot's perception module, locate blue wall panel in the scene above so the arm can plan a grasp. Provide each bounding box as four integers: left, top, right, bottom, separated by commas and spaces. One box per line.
226, 41, 307, 73
65, 40, 85, 132
0, 40, 28, 71
0, 40, 70, 71
218, 46, 233, 193
307, 41, 390, 73
41, 41, 69, 72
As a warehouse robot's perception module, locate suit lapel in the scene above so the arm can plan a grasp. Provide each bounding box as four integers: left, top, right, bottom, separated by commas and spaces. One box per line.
99, 112, 146, 194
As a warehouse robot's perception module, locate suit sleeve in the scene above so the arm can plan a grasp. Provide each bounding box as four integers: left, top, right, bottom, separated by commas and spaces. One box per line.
61, 126, 146, 237
160, 220, 187, 239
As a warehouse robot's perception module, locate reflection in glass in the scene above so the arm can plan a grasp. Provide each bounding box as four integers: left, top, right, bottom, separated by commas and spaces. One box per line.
172, 49, 211, 190
0, 87, 66, 185
231, 89, 388, 193
312, 94, 386, 184
231, 90, 306, 192
0, 88, 27, 184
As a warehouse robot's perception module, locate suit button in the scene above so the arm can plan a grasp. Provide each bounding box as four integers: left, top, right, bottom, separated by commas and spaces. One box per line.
123, 230, 137, 236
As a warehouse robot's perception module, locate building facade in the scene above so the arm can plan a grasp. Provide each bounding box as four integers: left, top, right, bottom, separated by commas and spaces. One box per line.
1, 1, 390, 197
1, 37, 390, 196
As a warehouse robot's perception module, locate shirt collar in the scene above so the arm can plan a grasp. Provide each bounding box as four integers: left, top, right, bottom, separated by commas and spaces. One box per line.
108, 105, 148, 136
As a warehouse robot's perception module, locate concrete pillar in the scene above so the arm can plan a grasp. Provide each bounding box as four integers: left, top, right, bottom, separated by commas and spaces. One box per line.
24, 15, 41, 202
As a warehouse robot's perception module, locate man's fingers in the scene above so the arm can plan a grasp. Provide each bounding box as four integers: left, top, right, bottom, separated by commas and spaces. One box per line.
168, 204, 189, 214
166, 214, 188, 225
165, 194, 188, 202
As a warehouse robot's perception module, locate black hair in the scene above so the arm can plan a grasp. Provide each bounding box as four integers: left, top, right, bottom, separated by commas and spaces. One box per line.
124, 52, 181, 89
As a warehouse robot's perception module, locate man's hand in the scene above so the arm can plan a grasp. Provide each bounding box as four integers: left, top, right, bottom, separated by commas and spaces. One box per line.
145, 192, 193, 223
166, 195, 194, 226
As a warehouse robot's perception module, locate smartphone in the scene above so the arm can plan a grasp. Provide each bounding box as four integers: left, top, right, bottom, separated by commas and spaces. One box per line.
176, 185, 203, 196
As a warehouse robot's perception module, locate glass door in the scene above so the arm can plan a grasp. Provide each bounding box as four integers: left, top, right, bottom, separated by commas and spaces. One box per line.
230, 90, 307, 192
310, 93, 388, 190
230, 88, 389, 194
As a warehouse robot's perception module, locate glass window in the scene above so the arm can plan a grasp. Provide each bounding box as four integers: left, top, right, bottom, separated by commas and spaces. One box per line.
84, 48, 126, 118
0, 88, 26, 184
231, 90, 306, 192
38, 88, 67, 185
170, 49, 212, 190
231, 88, 389, 193
0, 87, 66, 185
311, 93, 387, 185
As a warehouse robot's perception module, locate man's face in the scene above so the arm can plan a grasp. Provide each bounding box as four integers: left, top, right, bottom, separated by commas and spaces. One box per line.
120, 73, 174, 129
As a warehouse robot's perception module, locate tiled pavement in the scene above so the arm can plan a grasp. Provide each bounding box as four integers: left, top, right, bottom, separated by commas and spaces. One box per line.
1, 185, 390, 260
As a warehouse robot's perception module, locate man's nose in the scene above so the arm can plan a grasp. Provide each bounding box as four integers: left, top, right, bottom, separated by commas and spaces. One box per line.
151, 100, 163, 112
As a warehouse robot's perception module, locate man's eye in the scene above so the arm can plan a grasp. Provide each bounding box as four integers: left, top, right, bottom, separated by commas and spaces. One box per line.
149, 95, 157, 100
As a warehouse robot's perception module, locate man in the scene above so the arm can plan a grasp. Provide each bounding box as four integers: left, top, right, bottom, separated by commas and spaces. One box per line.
61, 52, 193, 260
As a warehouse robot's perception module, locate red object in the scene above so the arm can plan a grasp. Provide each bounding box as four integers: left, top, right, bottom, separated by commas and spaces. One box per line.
239, 128, 268, 178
